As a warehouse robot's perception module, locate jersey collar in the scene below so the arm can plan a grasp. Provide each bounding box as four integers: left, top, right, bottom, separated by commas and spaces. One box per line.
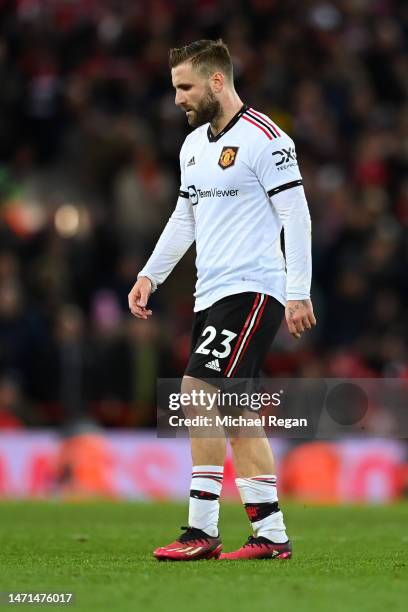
207, 104, 248, 143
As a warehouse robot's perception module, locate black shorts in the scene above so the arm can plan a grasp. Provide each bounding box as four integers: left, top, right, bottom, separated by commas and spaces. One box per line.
185, 292, 284, 382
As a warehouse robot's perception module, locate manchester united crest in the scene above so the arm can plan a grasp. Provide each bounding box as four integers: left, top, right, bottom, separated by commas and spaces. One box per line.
218, 146, 239, 169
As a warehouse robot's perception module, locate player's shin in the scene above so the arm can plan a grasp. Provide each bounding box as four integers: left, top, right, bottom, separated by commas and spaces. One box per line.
188, 465, 224, 536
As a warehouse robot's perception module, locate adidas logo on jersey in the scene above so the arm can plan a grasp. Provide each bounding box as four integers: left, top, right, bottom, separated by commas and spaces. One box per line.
187, 156, 196, 166
205, 358, 221, 372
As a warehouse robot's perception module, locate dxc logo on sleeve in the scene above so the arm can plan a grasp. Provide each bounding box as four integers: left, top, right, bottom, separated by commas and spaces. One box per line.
272, 147, 297, 171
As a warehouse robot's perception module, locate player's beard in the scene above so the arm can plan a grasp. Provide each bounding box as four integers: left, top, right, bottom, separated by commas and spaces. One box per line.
187, 87, 221, 128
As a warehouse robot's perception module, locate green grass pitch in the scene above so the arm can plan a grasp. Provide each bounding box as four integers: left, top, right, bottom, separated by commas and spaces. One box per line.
0, 501, 407, 611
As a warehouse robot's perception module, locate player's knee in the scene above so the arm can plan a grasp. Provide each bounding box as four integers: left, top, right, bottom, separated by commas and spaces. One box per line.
180, 375, 204, 417
181, 375, 201, 395
181, 375, 222, 417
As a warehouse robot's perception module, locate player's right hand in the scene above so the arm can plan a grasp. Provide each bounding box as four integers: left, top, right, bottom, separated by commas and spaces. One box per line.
128, 277, 153, 320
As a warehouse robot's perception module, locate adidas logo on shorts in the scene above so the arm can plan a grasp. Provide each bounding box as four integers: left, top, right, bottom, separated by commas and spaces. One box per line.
205, 358, 221, 372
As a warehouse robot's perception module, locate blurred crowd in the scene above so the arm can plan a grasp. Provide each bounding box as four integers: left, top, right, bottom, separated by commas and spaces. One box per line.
0, 0, 407, 428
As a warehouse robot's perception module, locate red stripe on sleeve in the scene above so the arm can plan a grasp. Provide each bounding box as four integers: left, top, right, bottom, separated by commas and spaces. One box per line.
248, 108, 281, 137
242, 115, 272, 140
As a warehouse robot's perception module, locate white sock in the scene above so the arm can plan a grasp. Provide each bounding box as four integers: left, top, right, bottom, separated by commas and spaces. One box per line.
188, 465, 224, 537
236, 475, 288, 543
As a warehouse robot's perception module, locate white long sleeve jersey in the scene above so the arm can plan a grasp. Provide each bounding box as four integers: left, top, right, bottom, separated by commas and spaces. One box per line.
139, 104, 312, 312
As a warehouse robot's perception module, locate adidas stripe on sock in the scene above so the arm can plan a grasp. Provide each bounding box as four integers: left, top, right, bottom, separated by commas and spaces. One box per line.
188, 465, 224, 537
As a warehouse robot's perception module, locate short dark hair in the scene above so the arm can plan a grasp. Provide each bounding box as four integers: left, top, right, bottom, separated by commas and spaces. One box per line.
169, 39, 233, 82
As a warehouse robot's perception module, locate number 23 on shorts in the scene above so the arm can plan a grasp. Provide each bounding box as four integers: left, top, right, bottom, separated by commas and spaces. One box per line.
195, 326, 237, 359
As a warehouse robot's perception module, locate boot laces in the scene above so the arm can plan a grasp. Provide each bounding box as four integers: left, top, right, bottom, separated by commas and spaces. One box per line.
177, 526, 211, 544
244, 535, 272, 548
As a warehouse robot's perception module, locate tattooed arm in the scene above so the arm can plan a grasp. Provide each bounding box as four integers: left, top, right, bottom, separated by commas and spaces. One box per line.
285, 299, 316, 339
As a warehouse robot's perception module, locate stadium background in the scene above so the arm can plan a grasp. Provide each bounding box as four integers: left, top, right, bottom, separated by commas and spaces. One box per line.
0, 0, 407, 502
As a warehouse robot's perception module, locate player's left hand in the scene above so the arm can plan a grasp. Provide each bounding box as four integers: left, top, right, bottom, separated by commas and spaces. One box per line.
285, 299, 316, 339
